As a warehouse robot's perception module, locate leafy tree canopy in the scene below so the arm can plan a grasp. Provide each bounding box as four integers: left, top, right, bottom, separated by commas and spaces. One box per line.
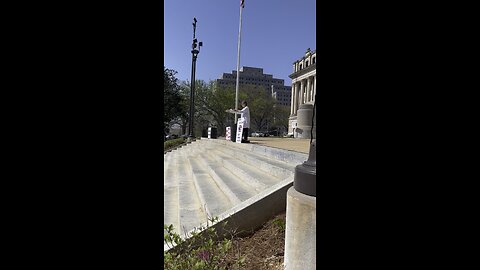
175, 80, 291, 136
163, 67, 186, 134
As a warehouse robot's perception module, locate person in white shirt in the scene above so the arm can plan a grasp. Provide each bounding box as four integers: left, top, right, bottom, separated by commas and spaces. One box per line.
232, 100, 250, 143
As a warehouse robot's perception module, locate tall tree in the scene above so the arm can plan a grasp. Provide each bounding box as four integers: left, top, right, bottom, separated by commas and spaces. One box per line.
163, 67, 185, 135
177, 80, 242, 136
240, 86, 276, 131
176, 80, 288, 136
196, 81, 240, 135
272, 104, 291, 134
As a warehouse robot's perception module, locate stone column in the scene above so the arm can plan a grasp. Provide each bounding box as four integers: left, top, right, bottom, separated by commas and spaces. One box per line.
306, 77, 311, 103
310, 76, 315, 102
293, 82, 297, 114
295, 81, 302, 107
299, 80, 304, 105
294, 83, 298, 113
313, 75, 316, 101
296, 82, 300, 114
303, 79, 307, 104
290, 82, 295, 115
313, 76, 315, 102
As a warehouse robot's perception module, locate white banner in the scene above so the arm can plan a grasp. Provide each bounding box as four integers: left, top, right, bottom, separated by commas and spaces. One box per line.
225, 127, 231, 141
236, 117, 245, 143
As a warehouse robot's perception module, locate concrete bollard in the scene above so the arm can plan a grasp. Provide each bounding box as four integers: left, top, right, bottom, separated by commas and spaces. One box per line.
284, 187, 316, 269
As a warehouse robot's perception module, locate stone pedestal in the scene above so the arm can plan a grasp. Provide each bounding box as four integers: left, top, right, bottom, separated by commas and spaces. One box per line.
295, 103, 314, 139
284, 187, 316, 270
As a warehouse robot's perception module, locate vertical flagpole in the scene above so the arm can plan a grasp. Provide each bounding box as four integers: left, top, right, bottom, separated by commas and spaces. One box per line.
234, 1, 244, 124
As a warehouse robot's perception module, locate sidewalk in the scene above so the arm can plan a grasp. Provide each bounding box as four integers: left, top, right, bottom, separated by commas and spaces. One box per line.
218, 137, 312, 154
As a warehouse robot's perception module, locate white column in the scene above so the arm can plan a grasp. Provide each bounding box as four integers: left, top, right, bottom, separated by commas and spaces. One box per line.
303, 79, 307, 104
296, 81, 301, 110
290, 82, 295, 115
300, 80, 304, 105
313, 75, 316, 101
306, 77, 311, 103
311, 76, 314, 102
293, 82, 298, 114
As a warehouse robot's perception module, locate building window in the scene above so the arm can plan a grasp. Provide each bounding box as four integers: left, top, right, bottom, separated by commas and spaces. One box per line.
312, 57, 316, 64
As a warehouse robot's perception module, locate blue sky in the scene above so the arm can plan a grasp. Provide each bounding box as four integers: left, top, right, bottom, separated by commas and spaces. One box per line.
164, 0, 316, 86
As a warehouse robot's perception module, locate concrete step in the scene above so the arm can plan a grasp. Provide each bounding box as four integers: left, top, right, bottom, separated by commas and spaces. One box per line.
188, 143, 263, 205
183, 143, 204, 156
206, 139, 307, 164
164, 154, 179, 234
163, 138, 309, 251
163, 154, 172, 179
209, 149, 279, 191
216, 144, 296, 179
177, 154, 207, 235
197, 153, 257, 204
188, 157, 233, 218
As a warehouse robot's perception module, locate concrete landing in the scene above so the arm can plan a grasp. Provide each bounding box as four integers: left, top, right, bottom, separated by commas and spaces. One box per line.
224, 137, 312, 154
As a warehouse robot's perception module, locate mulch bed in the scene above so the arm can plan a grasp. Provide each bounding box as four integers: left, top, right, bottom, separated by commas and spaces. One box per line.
225, 212, 286, 270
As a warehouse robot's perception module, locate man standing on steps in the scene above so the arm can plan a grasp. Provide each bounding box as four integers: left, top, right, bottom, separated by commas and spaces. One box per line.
231, 100, 250, 143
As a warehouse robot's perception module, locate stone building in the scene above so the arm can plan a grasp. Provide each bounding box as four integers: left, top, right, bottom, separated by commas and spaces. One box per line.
288, 48, 316, 138
215, 66, 291, 107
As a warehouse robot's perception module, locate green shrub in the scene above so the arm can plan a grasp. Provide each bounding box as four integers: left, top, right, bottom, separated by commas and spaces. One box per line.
164, 138, 186, 151
272, 218, 286, 232
164, 217, 245, 270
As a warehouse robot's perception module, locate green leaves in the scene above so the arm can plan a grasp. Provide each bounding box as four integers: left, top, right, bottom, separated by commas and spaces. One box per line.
164, 138, 186, 152
174, 79, 286, 136
239, 256, 246, 264
163, 217, 241, 270
221, 239, 232, 253
273, 218, 286, 232
164, 67, 187, 132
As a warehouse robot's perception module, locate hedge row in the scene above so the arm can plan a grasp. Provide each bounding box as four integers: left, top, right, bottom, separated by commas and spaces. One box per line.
164, 138, 187, 152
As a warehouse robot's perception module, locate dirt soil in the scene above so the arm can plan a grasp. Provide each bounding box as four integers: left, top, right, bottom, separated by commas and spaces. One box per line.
225, 212, 286, 270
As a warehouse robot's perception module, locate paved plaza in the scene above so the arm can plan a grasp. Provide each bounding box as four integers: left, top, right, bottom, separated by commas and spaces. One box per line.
217, 137, 311, 154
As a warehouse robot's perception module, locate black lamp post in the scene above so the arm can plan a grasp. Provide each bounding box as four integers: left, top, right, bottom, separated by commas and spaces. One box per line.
188, 17, 203, 141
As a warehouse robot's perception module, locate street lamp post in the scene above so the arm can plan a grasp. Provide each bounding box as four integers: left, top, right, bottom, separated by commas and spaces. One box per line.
188, 17, 203, 142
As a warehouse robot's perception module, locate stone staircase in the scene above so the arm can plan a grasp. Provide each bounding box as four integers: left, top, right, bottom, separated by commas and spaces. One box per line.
164, 138, 308, 251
